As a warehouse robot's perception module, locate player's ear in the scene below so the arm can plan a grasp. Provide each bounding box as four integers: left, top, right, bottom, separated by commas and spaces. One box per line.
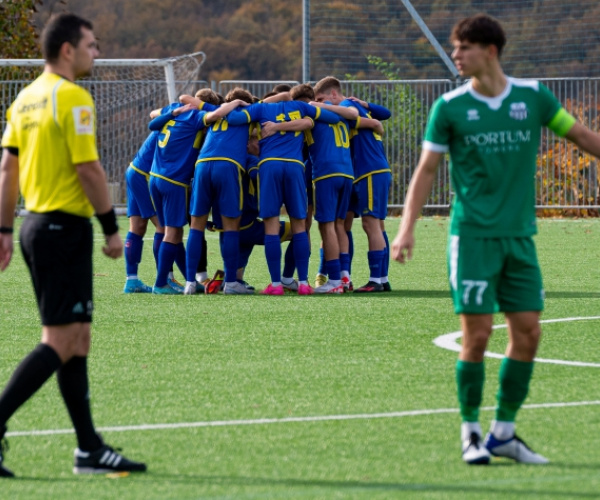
60, 41, 75, 62
486, 43, 499, 60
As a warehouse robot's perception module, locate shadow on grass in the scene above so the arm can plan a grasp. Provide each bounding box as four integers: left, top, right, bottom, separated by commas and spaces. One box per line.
9, 464, 600, 498
33, 470, 591, 498
544, 291, 600, 299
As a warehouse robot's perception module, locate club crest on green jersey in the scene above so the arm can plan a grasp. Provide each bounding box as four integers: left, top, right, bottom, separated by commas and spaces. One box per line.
509, 102, 528, 120
467, 109, 480, 121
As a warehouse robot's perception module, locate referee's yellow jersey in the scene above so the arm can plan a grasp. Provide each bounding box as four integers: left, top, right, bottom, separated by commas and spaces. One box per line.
1, 72, 99, 218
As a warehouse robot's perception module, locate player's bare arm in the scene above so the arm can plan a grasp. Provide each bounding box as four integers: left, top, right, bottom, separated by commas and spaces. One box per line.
261, 117, 314, 138
309, 101, 359, 120
204, 99, 250, 123
262, 92, 291, 103
0, 149, 19, 271
346, 96, 369, 108
392, 149, 443, 264
357, 117, 384, 136
565, 122, 600, 158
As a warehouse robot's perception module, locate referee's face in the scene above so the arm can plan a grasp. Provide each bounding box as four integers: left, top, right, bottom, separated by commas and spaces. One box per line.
73, 27, 99, 78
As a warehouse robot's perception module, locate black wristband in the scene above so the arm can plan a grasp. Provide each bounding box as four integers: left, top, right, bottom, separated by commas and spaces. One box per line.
0, 226, 14, 234
96, 208, 119, 236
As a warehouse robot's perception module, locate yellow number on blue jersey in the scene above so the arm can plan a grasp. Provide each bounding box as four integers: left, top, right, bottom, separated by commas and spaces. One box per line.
158, 120, 176, 148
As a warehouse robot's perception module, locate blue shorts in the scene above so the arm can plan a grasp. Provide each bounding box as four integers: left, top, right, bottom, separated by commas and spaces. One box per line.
239, 219, 291, 247
305, 161, 313, 207
149, 175, 189, 228
355, 171, 391, 220
190, 160, 243, 219
126, 165, 155, 219
313, 176, 353, 223
258, 160, 307, 220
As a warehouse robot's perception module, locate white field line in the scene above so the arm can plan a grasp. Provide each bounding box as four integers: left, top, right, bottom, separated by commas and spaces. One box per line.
434, 316, 600, 367
6, 400, 600, 438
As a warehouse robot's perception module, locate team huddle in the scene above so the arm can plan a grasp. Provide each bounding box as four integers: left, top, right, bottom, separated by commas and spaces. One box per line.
123, 78, 394, 296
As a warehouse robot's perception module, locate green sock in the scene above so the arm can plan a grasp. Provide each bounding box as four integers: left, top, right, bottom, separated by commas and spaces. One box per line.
496, 357, 534, 422
456, 360, 485, 422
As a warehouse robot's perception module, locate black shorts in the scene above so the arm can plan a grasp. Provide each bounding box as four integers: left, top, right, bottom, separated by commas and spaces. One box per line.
20, 211, 94, 325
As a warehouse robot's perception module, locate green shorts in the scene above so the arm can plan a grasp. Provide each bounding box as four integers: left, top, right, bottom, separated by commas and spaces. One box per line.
447, 235, 544, 314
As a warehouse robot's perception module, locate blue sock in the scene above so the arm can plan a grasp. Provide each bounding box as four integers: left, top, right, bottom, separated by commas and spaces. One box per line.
186, 229, 203, 282
155, 241, 178, 287
317, 247, 325, 275
153, 232, 164, 269
347, 230, 354, 274
265, 234, 282, 283
326, 259, 341, 281
222, 231, 240, 283
367, 250, 385, 281
293, 232, 310, 282
340, 252, 350, 275
282, 242, 295, 278
125, 232, 143, 277
382, 230, 390, 279
239, 244, 253, 270
175, 242, 186, 278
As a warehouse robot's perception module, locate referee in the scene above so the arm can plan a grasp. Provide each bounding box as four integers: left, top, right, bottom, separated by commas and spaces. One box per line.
0, 13, 146, 476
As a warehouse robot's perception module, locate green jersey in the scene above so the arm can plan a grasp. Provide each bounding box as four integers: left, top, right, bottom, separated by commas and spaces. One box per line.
424, 77, 575, 237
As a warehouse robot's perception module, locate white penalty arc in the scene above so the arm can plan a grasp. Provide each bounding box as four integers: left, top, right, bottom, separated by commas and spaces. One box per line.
433, 316, 600, 367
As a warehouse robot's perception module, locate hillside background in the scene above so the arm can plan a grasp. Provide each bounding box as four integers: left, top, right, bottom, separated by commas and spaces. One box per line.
25, 0, 600, 81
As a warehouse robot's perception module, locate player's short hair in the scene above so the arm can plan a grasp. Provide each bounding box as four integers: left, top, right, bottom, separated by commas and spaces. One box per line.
262, 91, 277, 100
216, 93, 226, 105
195, 88, 220, 105
225, 87, 254, 104
290, 84, 314, 102
272, 83, 292, 93
313, 76, 341, 97
450, 13, 506, 57
41, 13, 94, 63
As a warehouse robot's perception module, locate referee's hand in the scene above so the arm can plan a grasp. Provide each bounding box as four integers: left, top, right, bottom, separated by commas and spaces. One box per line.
102, 232, 123, 259
0, 234, 14, 271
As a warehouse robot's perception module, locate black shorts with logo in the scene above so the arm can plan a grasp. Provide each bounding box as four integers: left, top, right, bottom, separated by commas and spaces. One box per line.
20, 211, 94, 325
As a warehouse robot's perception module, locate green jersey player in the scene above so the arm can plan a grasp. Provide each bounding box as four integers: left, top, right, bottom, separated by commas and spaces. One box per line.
392, 13, 600, 465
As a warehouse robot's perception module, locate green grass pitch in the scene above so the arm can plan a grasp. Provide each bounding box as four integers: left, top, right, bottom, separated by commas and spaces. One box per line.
0, 217, 599, 499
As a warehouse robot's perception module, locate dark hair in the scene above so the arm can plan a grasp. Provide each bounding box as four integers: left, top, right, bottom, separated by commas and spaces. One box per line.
450, 14, 506, 57
41, 13, 94, 63
195, 88, 220, 106
225, 87, 254, 104
272, 83, 292, 93
290, 83, 314, 102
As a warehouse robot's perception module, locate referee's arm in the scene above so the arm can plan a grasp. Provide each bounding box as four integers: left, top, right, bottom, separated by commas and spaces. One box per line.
0, 148, 19, 270
76, 160, 123, 259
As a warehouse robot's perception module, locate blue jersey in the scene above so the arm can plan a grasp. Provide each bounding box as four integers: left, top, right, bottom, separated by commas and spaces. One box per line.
149, 108, 208, 184
304, 116, 354, 182
227, 101, 340, 166
131, 103, 179, 174
197, 118, 251, 170
342, 99, 391, 181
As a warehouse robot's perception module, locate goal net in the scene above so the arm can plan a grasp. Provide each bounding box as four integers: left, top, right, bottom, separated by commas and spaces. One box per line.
0, 52, 207, 206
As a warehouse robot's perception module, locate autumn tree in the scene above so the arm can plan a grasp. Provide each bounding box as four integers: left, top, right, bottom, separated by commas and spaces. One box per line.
0, 0, 43, 58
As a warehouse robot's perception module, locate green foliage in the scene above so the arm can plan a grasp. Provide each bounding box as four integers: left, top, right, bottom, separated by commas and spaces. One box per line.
0, 0, 43, 58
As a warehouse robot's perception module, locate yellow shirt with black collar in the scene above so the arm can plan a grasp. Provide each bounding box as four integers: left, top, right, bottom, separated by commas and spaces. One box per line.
1, 72, 99, 218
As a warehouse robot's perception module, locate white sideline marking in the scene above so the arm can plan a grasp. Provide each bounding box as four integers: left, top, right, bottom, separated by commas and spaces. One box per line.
6, 400, 600, 438
434, 316, 600, 367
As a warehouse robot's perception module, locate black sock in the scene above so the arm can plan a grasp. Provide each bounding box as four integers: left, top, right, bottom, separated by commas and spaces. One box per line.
57, 356, 102, 452
198, 233, 208, 273
0, 343, 62, 426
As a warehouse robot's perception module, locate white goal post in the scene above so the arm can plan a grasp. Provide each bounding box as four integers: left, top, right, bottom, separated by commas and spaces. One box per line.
0, 52, 207, 206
